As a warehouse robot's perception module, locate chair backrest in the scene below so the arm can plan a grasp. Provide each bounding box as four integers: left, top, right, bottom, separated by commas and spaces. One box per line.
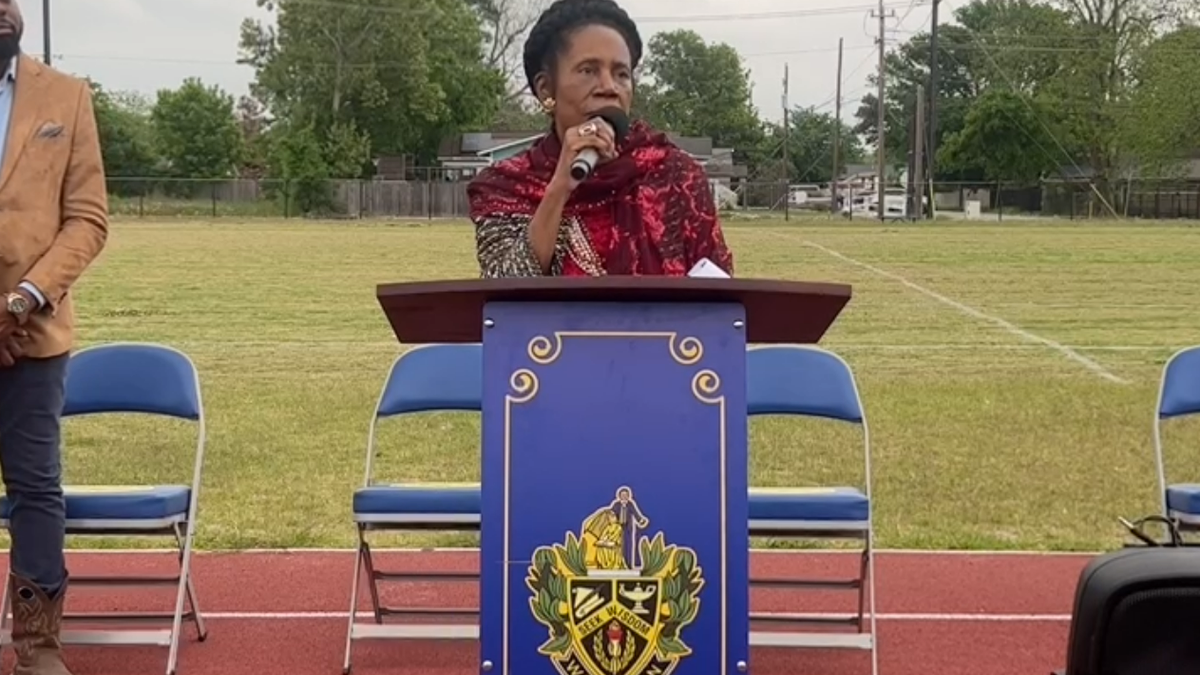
374, 344, 483, 419
61, 343, 207, 510
1153, 346, 1200, 509
1158, 346, 1200, 421
746, 345, 864, 424
64, 343, 202, 421
364, 344, 483, 486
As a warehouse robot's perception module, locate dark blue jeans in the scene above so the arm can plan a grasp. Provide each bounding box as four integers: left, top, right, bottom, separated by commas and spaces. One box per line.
0, 353, 68, 596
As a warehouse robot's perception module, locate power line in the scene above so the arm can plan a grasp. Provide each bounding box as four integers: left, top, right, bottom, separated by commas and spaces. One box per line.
891, 27, 1165, 42
61, 40, 1200, 69
260, 0, 914, 22
743, 45, 875, 58
637, 3, 914, 23
57, 45, 883, 66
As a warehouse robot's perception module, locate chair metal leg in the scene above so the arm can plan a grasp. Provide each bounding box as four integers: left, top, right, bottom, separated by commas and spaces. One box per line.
186, 572, 206, 641
342, 539, 367, 675
865, 531, 879, 675
856, 545, 869, 632
166, 523, 199, 675
360, 539, 384, 624
174, 525, 207, 642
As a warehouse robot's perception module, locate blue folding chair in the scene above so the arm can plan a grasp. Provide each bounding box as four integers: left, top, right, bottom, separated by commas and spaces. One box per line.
745, 345, 878, 675
343, 344, 483, 674
0, 342, 208, 675
1154, 345, 1200, 533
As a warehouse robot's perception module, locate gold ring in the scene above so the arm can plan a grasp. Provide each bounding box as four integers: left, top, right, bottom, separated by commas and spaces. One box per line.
579, 122, 597, 136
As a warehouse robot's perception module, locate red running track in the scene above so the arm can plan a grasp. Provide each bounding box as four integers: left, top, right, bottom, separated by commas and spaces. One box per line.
0, 549, 1093, 675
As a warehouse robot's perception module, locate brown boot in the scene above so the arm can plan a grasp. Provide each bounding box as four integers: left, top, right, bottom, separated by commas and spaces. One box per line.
8, 574, 72, 675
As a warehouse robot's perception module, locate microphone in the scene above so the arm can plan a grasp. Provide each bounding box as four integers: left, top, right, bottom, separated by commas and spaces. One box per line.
570, 107, 631, 182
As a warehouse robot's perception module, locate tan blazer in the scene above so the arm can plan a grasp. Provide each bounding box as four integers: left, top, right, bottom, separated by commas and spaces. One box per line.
0, 54, 109, 359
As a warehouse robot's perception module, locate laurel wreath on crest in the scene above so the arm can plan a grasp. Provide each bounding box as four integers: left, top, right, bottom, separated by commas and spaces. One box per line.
526, 531, 704, 659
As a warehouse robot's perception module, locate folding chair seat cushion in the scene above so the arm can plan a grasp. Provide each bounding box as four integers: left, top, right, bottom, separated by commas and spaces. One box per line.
0, 485, 191, 521
353, 483, 482, 520
1166, 484, 1200, 516
351, 484, 871, 523
749, 486, 869, 522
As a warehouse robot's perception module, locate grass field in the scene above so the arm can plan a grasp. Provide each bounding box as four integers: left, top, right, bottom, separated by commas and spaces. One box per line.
42, 216, 1200, 552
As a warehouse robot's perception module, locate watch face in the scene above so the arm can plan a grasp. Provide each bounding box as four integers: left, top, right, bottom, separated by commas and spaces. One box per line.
7, 295, 27, 314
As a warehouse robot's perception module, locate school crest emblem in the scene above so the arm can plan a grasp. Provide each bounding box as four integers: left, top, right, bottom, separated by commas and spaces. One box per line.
525, 486, 704, 675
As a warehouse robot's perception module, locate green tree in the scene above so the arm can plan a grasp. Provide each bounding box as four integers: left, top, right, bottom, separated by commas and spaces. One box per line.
635, 29, 765, 165
757, 107, 865, 183
267, 121, 332, 215
854, 0, 1078, 180
1116, 26, 1200, 177
90, 82, 161, 188
491, 97, 549, 132
239, 0, 505, 167
938, 88, 1066, 183
236, 95, 272, 179
854, 24, 979, 175
151, 78, 244, 180
263, 118, 372, 215
1041, 0, 1198, 201
470, 0, 549, 101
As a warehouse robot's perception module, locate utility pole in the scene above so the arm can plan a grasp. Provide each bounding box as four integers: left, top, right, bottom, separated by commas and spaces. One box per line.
913, 84, 925, 221
782, 62, 790, 222
872, 0, 893, 221
42, 0, 50, 65
927, 0, 941, 208
832, 38, 844, 217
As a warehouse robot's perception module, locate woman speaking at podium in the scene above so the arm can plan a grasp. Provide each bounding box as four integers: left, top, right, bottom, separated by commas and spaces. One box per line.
467, 0, 734, 278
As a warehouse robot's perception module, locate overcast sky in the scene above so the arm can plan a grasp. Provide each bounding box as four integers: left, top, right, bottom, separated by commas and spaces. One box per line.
24, 0, 969, 125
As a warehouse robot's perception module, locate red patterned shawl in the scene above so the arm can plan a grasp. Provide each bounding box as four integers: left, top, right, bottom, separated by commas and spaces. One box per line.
467, 119, 734, 277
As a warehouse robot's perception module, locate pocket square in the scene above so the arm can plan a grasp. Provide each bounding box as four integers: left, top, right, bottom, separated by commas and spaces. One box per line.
36, 122, 64, 138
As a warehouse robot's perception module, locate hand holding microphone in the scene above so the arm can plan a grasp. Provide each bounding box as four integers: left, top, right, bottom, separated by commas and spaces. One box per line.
552, 107, 631, 192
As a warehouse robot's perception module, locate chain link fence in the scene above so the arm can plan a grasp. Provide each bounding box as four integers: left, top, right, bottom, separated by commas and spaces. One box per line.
106, 175, 1200, 221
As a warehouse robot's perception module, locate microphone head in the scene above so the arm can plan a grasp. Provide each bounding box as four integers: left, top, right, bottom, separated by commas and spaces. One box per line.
593, 107, 631, 144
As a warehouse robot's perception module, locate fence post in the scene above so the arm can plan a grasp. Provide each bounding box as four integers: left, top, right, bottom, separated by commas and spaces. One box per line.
210, 180, 217, 217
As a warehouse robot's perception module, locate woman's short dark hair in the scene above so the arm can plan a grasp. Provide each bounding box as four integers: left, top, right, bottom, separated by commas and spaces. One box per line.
522, 0, 643, 97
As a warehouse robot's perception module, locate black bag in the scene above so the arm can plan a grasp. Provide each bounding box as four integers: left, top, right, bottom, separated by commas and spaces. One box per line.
1056, 516, 1200, 675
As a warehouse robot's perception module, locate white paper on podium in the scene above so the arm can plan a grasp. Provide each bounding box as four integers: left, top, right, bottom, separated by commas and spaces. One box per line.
687, 258, 731, 279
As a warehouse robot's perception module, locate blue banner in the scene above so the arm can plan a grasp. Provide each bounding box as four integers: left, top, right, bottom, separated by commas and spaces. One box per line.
480, 301, 749, 675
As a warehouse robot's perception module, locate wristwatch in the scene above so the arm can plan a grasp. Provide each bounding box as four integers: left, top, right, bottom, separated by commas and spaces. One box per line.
5, 292, 29, 318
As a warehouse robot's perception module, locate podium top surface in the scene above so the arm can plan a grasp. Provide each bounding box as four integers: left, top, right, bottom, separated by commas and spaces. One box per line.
376, 277, 851, 345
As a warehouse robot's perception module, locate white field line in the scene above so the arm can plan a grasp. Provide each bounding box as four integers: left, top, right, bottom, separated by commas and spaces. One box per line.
164, 610, 1072, 623
829, 344, 1171, 352
802, 240, 1131, 384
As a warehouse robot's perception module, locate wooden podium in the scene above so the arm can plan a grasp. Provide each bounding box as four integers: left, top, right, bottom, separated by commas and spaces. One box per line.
376, 277, 851, 675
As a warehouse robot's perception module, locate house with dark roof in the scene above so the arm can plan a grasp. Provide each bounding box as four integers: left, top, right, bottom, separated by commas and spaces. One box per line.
432, 130, 747, 183
1041, 154, 1200, 219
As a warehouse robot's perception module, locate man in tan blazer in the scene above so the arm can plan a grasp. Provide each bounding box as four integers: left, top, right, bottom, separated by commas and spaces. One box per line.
0, 1, 109, 673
